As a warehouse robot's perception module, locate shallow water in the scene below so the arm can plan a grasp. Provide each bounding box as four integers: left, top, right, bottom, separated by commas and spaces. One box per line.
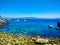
0, 18, 60, 37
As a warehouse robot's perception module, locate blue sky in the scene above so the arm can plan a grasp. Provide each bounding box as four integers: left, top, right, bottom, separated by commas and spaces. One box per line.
0, 0, 60, 18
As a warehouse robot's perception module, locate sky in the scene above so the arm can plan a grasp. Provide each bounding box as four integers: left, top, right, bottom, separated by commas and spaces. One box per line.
0, 0, 60, 18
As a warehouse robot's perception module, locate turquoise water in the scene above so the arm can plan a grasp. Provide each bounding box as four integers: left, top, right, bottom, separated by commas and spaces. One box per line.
0, 18, 60, 37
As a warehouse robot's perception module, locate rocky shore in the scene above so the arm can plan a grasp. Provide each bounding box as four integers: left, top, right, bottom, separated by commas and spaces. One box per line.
0, 20, 9, 26
0, 32, 60, 45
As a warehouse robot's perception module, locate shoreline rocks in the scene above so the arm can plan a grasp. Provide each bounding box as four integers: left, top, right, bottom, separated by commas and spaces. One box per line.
0, 20, 9, 26
0, 32, 60, 45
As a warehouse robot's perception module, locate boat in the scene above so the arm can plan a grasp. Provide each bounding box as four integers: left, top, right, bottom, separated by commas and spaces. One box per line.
56, 22, 60, 30
24, 20, 26, 22
17, 19, 20, 21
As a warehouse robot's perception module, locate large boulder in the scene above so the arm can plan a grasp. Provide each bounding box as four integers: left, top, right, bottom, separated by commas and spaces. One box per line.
48, 25, 53, 28
32, 36, 49, 44
35, 38, 49, 44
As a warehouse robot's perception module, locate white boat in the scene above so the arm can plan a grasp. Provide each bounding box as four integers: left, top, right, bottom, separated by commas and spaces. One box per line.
24, 20, 26, 22
17, 20, 20, 21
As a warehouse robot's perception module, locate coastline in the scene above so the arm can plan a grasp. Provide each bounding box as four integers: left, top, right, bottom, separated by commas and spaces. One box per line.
0, 18, 60, 45
0, 20, 9, 26
0, 31, 60, 45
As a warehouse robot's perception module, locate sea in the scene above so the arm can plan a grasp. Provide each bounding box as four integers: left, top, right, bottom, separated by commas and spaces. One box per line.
0, 18, 60, 37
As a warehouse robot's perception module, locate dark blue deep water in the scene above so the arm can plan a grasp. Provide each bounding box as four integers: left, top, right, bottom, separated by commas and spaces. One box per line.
0, 18, 60, 37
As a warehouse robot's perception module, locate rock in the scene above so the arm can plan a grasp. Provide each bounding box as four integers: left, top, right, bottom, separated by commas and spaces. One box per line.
31, 36, 49, 44
0, 20, 9, 26
7, 43, 12, 45
35, 38, 49, 44
48, 25, 53, 28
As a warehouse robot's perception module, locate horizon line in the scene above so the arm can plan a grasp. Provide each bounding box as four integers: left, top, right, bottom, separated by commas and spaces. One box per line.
3, 17, 60, 19
0, 13, 60, 18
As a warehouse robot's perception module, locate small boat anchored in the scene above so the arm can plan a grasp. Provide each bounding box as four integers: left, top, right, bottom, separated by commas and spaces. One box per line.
16, 19, 20, 21
24, 20, 27, 22
56, 22, 60, 30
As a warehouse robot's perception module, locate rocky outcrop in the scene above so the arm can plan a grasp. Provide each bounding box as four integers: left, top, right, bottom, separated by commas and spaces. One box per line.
0, 20, 9, 26
48, 25, 53, 28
